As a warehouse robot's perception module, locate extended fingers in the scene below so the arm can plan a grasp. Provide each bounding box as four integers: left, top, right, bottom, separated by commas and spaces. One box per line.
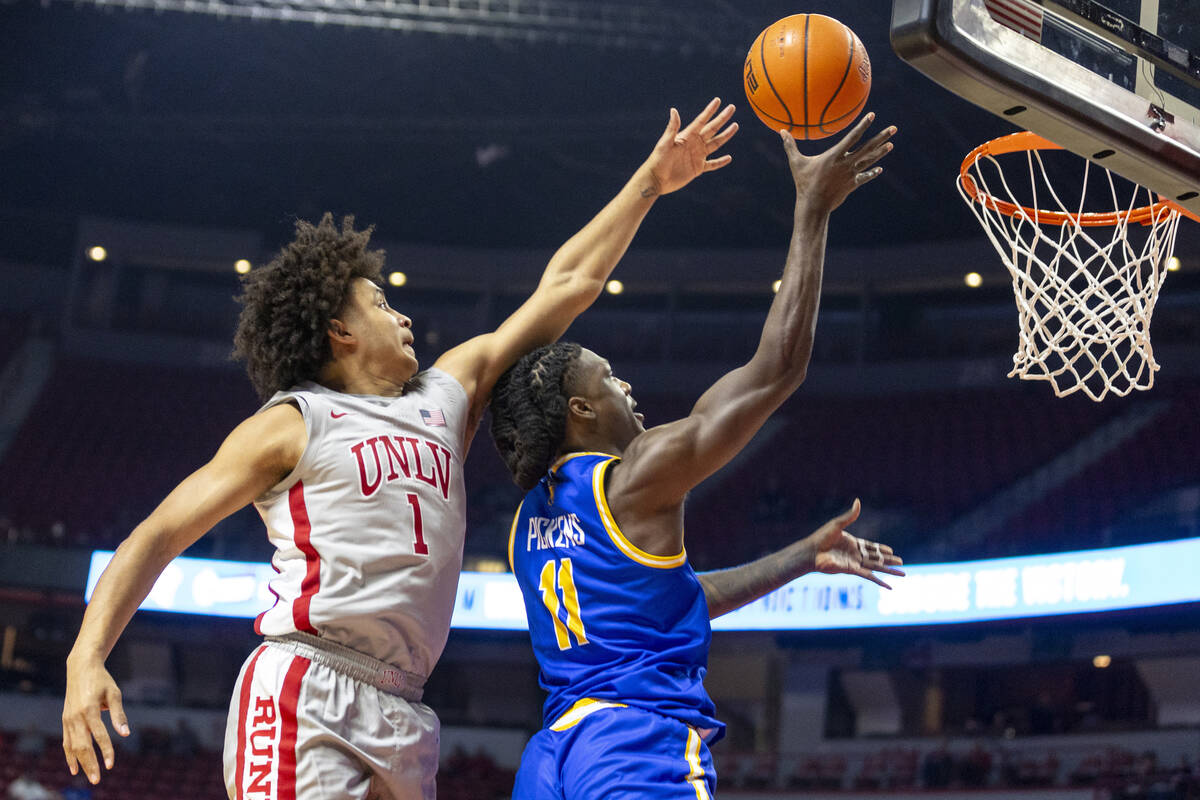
63, 716, 101, 784
660, 107, 682, 142
702, 154, 734, 173
837, 498, 862, 527
107, 686, 130, 738
87, 710, 116, 773
705, 120, 738, 155
857, 539, 906, 576
852, 129, 896, 172
873, 543, 904, 568
833, 111, 877, 154
856, 566, 893, 590
684, 97, 724, 131
62, 727, 82, 777
859, 124, 898, 155
779, 127, 801, 157
699, 103, 737, 146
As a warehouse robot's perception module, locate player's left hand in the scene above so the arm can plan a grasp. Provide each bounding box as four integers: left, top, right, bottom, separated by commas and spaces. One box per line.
809, 498, 905, 589
781, 113, 895, 214
645, 97, 738, 195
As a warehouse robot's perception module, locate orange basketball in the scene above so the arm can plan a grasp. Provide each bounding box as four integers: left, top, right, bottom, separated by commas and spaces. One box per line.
743, 14, 872, 140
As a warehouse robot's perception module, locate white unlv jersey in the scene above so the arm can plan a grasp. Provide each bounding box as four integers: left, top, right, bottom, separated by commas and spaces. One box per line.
252, 368, 468, 677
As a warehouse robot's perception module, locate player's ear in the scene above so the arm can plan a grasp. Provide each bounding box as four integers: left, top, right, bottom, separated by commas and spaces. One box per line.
567, 395, 595, 420
327, 318, 354, 345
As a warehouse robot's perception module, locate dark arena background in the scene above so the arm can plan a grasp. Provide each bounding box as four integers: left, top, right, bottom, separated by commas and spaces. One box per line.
2, 1, 1200, 798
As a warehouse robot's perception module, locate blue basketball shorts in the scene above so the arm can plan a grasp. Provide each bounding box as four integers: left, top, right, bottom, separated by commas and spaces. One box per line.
512, 700, 717, 799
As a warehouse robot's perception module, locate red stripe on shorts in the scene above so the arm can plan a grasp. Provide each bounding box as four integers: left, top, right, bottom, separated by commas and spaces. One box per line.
289, 481, 321, 634
276, 655, 311, 800
234, 646, 268, 800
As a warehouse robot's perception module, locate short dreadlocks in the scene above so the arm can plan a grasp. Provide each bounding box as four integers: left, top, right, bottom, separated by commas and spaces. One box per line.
489, 342, 584, 491
233, 214, 385, 401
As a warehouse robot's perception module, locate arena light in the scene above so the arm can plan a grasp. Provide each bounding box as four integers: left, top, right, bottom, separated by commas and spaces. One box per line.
1093, 654, 1112, 668
87, 246, 107, 262
964, 271, 983, 287
605, 280, 624, 295
86, 536, 1200, 630
1166, 256, 1181, 272
772, 279, 782, 294
388, 271, 407, 287
234, 259, 252, 274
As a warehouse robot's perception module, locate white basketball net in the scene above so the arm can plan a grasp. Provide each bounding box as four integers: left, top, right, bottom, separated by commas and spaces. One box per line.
958, 136, 1182, 402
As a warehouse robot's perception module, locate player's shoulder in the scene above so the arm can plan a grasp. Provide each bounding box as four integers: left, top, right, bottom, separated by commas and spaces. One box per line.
410, 365, 469, 407
605, 420, 684, 477
238, 400, 305, 440
220, 401, 306, 478
257, 381, 322, 414
399, 369, 471, 435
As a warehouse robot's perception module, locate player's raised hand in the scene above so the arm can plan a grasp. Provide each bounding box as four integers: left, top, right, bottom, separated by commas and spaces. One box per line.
63, 658, 130, 784
645, 97, 738, 196
809, 498, 905, 589
781, 112, 895, 213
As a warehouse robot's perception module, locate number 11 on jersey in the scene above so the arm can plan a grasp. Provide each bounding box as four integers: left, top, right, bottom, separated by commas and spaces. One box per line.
538, 559, 588, 650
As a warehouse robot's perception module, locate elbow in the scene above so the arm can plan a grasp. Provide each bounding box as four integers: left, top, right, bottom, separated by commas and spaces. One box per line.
541, 272, 604, 314
761, 345, 812, 390
779, 333, 814, 386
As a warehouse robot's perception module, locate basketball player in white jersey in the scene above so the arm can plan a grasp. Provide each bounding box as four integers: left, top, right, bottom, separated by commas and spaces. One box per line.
61, 98, 738, 799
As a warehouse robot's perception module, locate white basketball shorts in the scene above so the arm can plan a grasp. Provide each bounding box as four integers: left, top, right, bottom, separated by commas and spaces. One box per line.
223, 633, 439, 800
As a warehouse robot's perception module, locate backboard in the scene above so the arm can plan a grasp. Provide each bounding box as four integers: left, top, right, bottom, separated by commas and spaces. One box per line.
890, 0, 1200, 218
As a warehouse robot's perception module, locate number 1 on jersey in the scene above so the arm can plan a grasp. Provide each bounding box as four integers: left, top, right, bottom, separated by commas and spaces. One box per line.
538, 559, 588, 650
406, 493, 429, 555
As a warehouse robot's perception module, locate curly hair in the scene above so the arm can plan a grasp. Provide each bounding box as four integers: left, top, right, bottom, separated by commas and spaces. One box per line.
489, 342, 584, 491
233, 214, 385, 400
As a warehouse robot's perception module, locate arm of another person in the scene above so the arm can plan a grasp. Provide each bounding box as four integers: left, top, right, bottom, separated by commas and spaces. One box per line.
433, 98, 738, 444
61, 403, 305, 785
608, 116, 897, 555
696, 499, 905, 619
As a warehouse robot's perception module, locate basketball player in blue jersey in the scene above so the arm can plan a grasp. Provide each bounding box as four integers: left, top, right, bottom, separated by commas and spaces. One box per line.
61, 99, 738, 798
489, 113, 902, 799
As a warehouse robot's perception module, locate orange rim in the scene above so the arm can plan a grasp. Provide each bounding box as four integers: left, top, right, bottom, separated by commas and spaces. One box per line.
959, 131, 1197, 227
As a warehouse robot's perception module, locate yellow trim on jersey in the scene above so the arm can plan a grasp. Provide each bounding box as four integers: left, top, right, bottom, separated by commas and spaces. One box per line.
592, 457, 687, 569
685, 727, 711, 800
548, 698, 628, 732
549, 452, 618, 506
507, 499, 524, 573
549, 451, 619, 475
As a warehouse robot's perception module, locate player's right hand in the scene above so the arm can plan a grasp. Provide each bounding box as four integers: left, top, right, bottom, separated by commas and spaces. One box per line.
644, 97, 738, 196
63, 657, 130, 784
781, 112, 896, 213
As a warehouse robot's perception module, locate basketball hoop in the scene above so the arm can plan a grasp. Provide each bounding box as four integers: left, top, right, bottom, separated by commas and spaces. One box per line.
958, 131, 1195, 402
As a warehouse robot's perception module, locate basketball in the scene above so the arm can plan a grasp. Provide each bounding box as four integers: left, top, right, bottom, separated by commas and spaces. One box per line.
743, 14, 872, 140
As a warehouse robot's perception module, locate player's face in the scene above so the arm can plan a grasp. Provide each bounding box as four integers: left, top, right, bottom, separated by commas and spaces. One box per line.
574, 348, 645, 446
343, 278, 419, 381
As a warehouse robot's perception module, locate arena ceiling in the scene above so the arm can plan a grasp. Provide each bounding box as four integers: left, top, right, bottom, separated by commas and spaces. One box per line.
2, 0, 1029, 265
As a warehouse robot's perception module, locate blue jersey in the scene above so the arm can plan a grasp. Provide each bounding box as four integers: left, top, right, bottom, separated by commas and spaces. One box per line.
508, 452, 724, 740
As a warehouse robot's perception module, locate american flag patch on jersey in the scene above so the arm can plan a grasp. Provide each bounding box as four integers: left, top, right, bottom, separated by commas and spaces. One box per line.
420, 408, 446, 427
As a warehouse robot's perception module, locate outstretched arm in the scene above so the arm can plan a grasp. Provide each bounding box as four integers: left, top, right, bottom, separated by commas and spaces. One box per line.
433, 98, 738, 444
609, 116, 896, 552
62, 404, 304, 785
697, 499, 905, 619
